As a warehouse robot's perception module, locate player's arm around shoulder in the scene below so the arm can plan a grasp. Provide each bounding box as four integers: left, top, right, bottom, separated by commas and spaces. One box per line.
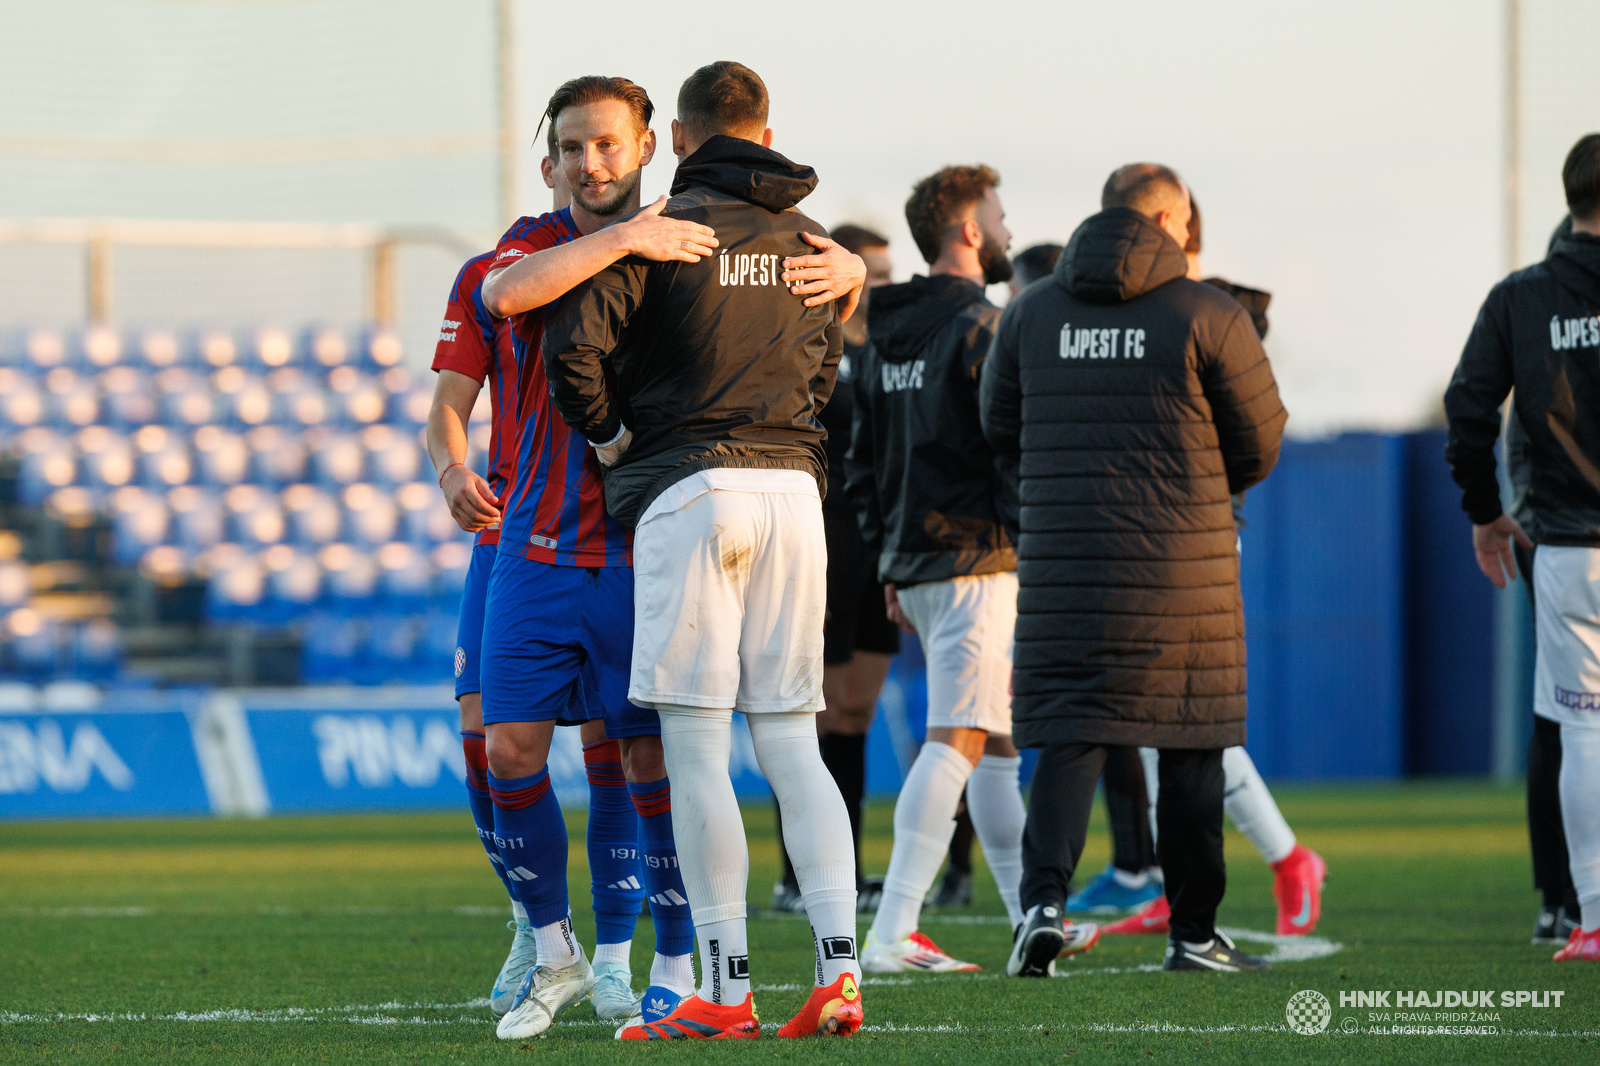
480, 197, 717, 320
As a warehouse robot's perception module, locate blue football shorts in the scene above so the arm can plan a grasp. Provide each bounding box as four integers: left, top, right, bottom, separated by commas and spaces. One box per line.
452, 542, 497, 700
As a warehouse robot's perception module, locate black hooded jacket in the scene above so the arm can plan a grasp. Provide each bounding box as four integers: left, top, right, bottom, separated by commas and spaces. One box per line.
845, 274, 1014, 587
1445, 231, 1600, 545
542, 136, 842, 527
979, 207, 1286, 749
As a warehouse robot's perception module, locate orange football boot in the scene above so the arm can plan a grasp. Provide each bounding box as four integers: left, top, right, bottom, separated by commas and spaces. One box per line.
615, 993, 760, 1040
1554, 927, 1600, 962
1103, 894, 1170, 935
776, 973, 863, 1038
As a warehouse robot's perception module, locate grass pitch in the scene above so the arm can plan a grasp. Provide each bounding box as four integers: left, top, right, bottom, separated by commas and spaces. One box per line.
2, 782, 1597, 1064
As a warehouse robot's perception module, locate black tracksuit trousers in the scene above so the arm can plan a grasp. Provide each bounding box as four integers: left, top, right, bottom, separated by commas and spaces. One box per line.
1023, 744, 1225, 945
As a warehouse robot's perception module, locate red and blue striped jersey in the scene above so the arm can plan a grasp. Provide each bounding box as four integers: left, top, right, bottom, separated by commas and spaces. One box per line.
432, 251, 521, 547
494, 209, 632, 568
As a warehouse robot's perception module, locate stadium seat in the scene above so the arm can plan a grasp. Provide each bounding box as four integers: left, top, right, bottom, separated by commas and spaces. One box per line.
134, 425, 193, 488
45, 368, 99, 428
342, 482, 398, 547
0, 560, 29, 611
362, 424, 421, 485
430, 541, 472, 610
5, 607, 63, 679
327, 365, 386, 426
138, 328, 182, 370
156, 368, 217, 427
0, 368, 46, 429
212, 366, 274, 428
419, 609, 458, 680
99, 365, 157, 428
308, 432, 365, 487
167, 485, 225, 551
22, 328, 66, 370
70, 618, 124, 681
281, 484, 343, 547
362, 611, 422, 684
375, 541, 430, 612
78, 426, 135, 490
246, 425, 308, 486
299, 610, 362, 683
225, 485, 285, 549
195, 329, 238, 369
193, 425, 250, 486
45, 487, 99, 530
260, 544, 321, 624
361, 329, 404, 371
319, 542, 378, 613
205, 552, 265, 622
78, 325, 123, 370
395, 381, 433, 429
395, 481, 441, 545
251, 327, 297, 371
306, 327, 350, 370
16, 433, 77, 506
109, 487, 170, 567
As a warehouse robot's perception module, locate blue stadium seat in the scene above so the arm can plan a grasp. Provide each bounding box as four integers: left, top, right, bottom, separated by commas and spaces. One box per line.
109, 487, 169, 566
138, 328, 183, 370
419, 609, 458, 680
16, 433, 77, 506
300, 610, 362, 683
251, 327, 298, 371
167, 485, 225, 551
246, 425, 308, 486
362, 424, 421, 485
326, 366, 387, 426
192, 426, 250, 486
44, 368, 99, 428
212, 366, 274, 429
78, 426, 135, 490
305, 327, 350, 370
394, 381, 434, 429
156, 369, 217, 428
6, 608, 64, 679
70, 618, 124, 681
395, 482, 442, 546
342, 482, 398, 548
194, 329, 239, 370
205, 553, 265, 622
0, 370, 47, 429
308, 432, 365, 487
134, 425, 193, 488
430, 542, 472, 610
225, 485, 285, 548
360, 328, 404, 371
280, 484, 343, 547
260, 545, 321, 624
78, 325, 123, 371
363, 611, 420, 684
319, 542, 377, 614
375, 541, 430, 612
0, 560, 29, 611
22, 328, 67, 371
99, 365, 157, 429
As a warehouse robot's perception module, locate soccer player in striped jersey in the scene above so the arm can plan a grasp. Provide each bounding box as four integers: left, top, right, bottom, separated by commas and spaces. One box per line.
464, 74, 866, 1041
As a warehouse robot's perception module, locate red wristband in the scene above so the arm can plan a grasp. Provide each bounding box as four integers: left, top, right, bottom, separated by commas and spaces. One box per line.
437, 461, 464, 486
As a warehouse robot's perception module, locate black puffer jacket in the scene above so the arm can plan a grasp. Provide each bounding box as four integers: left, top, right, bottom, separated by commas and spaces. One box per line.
542, 136, 841, 527
979, 207, 1286, 749
1445, 231, 1600, 546
846, 274, 1014, 587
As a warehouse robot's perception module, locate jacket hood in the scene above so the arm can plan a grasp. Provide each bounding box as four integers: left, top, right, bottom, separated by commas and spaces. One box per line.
1547, 233, 1600, 303
1055, 207, 1188, 304
867, 274, 987, 364
669, 135, 818, 212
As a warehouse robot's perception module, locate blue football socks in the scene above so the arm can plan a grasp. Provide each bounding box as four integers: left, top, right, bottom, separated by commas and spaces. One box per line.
628, 776, 695, 958
584, 739, 646, 950
487, 766, 570, 931
461, 731, 518, 905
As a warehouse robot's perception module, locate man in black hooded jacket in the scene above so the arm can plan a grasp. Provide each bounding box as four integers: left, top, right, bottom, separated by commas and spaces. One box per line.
980, 163, 1286, 976
542, 60, 870, 1038
1444, 133, 1600, 964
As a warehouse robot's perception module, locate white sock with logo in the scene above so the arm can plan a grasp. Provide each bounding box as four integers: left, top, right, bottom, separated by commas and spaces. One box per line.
657, 706, 753, 1004
870, 741, 974, 945
966, 752, 1026, 929
1558, 723, 1600, 932
744, 711, 862, 988
650, 951, 696, 997
1221, 746, 1296, 866
533, 916, 580, 969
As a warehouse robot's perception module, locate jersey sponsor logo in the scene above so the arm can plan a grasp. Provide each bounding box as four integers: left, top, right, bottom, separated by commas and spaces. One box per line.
439, 317, 461, 344
1060, 323, 1146, 360
717, 250, 783, 287
492, 248, 527, 264
1550, 314, 1600, 351
529, 533, 558, 550
881, 359, 925, 392
1554, 685, 1600, 711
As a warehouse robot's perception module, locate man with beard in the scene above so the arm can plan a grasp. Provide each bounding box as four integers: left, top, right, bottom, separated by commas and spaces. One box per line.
981, 163, 1285, 976
469, 73, 868, 1041
543, 60, 869, 1040
848, 166, 1098, 972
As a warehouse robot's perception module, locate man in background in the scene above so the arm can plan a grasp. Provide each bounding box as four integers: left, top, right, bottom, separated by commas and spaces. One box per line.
1445, 133, 1600, 963
982, 163, 1285, 976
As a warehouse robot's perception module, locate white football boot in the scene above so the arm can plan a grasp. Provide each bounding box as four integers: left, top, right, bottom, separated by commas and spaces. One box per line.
495, 945, 596, 1039
489, 917, 539, 1016
860, 928, 980, 973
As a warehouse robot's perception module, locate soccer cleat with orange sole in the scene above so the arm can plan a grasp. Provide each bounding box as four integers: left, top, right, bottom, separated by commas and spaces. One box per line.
1272, 844, 1327, 936
615, 993, 760, 1040
1057, 919, 1102, 958
1103, 894, 1169, 935
1553, 928, 1600, 962
776, 973, 863, 1038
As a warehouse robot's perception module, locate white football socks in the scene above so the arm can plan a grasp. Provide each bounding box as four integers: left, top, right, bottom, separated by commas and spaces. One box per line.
1222, 746, 1297, 865
533, 916, 580, 969
871, 740, 973, 945
966, 752, 1026, 928
593, 940, 630, 968
657, 706, 752, 1004
1559, 723, 1600, 932
651, 951, 696, 996
749, 711, 861, 988
1140, 746, 1297, 867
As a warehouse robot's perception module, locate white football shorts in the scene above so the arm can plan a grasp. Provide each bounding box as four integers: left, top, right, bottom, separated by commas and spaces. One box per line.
1534, 545, 1600, 729
895, 570, 1017, 735
629, 470, 826, 714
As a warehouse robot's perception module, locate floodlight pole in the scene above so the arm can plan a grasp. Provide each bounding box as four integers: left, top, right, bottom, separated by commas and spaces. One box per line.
1505, 0, 1521, 273
495, 0, 519, 230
